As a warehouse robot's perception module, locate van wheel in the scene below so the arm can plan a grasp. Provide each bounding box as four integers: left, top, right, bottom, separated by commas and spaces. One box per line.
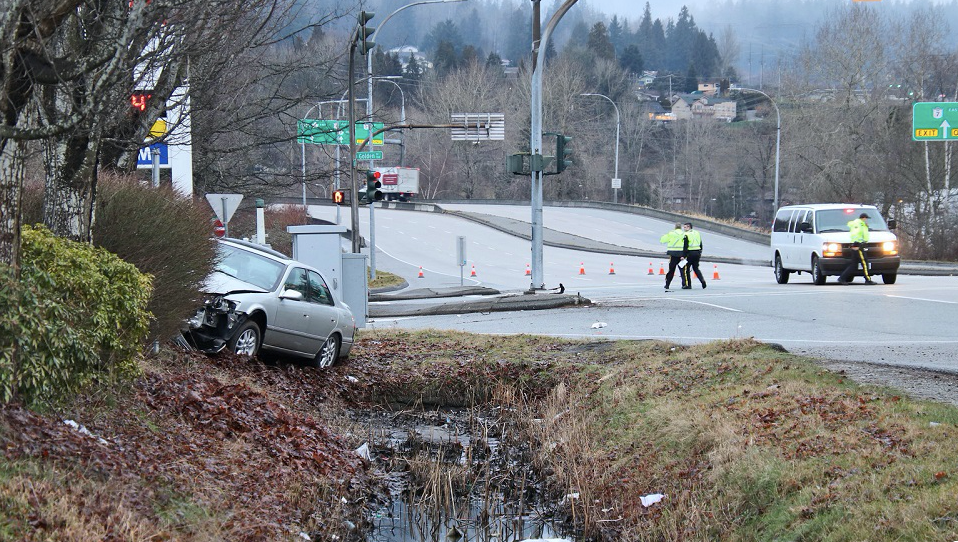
811, 256, 827, 285
882, 273, 897, 285
774, 254, 790, 284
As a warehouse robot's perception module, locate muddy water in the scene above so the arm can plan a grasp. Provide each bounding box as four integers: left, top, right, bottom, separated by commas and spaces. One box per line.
350, 406, 575, 542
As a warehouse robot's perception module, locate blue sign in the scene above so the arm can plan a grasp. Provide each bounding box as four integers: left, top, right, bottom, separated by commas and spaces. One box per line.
136, 143, 169, 168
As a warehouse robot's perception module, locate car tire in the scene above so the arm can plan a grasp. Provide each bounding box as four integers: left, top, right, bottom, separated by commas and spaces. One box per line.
227, 321, 261, 357
774, 254, 790, 284
811, 256, 827, 285
882, 273, 897, 285
312, 335, 341, 368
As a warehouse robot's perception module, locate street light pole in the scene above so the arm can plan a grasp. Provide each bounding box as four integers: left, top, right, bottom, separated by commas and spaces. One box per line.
580, 93, 620, 203
375, 77, 406, 166
364, 0, 466, 278
741, 87, 781, 213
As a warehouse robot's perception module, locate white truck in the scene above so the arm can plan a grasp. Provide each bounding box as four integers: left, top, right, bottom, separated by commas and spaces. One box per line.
374, 166, 419, 202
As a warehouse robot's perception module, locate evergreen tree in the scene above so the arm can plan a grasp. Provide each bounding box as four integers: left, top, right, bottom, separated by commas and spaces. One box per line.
691, 31, 720, 77
433, 40, 460, 77
403, 54, 424, 100
685, 63, 699, 92
638, 2, 655, 65
620, 44, 644, 75
608, 16, 628, 56
587, 22, 615, 61
667, 6, 697, 72
423, 20, 463, 55
461, 45, 481, 67
485, 51, 504, 75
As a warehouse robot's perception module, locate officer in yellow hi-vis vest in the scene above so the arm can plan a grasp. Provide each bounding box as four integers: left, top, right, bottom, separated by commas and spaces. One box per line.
660, 223, 688, 290
681, 222, 707, 289
838, 213, 877, 285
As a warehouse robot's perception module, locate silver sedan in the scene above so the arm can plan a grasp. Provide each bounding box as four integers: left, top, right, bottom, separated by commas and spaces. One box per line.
181, 239, 356, 367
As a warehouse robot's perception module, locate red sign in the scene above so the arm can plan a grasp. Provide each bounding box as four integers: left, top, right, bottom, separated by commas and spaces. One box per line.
213, 219, 226, 237
382, 173, 399, 185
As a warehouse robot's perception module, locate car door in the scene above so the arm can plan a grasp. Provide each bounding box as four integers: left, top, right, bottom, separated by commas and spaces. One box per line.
271, 267, 324, 354
303, 270, 340, 354
792, 209, 813, 270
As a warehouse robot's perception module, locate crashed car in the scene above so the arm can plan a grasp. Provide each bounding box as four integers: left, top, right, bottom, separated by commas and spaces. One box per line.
181, 238, 356, 367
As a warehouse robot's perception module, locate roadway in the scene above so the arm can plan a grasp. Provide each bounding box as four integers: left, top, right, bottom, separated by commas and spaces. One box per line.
308, 203, 958, 374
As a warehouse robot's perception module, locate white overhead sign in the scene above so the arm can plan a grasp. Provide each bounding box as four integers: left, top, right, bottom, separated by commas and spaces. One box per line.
205, 193, 243, 224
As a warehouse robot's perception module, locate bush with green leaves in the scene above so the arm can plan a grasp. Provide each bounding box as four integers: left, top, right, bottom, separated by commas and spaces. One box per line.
0, 226, 152, 407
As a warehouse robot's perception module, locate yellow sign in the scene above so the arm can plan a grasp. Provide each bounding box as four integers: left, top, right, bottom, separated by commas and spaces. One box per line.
915, 128, 939, 138
149, 119, 168, 139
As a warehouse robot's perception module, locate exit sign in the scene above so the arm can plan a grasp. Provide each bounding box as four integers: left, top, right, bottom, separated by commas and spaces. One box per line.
913, 102, 958, 141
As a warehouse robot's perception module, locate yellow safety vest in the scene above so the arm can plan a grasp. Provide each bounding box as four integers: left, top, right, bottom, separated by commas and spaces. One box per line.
685, 230, 702, 251
660, 228, 685, 251
847, 218, 869, 243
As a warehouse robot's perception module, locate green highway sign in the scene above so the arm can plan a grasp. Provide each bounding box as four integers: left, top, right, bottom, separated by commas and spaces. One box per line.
296, 119, 385, 145
912, 102, 958, 141
356, 150, 383, 160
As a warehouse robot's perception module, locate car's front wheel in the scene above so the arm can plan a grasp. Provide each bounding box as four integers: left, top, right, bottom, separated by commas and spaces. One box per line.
313, 335, 341, 368
811, 255, 827, 285
774, 254, 790, 284
227, 321, 261, 357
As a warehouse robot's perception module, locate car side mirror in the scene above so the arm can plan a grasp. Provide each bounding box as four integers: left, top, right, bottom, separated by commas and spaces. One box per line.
279, 289, 304, 301
887, 218, 896, 230
799, 222, 812, 233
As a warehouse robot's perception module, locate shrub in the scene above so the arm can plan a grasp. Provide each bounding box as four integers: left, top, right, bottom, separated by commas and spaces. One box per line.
0, 226, 152, 407
92, 173, 217, 342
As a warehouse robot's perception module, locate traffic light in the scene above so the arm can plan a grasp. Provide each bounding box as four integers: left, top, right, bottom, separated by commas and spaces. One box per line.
357, 11, 375, 55
332, 189, 347, 205
556, 134, 573, 172
364, 170, 383, 203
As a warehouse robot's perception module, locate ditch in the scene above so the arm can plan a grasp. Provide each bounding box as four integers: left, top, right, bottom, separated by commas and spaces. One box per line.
347, 405, 578, 542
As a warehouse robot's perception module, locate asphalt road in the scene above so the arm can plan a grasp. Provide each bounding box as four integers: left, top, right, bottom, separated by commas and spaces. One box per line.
310, 203, 958, 374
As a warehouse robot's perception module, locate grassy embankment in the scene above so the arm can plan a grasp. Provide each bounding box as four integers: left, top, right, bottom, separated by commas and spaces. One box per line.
1, 330, 957, 541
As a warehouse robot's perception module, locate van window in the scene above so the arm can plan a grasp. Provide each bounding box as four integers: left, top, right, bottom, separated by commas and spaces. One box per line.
773, 210, 794, 232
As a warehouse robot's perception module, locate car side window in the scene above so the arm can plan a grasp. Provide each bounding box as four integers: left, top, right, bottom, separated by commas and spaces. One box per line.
773, 210, 792, 232
284, 268, 309, 298
307, 270, 334, 306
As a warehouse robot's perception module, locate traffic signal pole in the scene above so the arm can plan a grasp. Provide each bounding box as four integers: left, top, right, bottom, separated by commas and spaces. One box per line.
529, 0, 578, 290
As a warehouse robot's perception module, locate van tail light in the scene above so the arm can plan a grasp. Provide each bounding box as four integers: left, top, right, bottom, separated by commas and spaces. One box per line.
822, 242, 842, 257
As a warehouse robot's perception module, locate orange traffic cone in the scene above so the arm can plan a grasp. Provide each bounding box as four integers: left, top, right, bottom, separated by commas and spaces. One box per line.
712, 264, 720, 280
470, 265, 477, 277
579, 262, 586, 275
609, 262, 616, 275
417, 266, 424, 278
524, 263, 531, 276
648, 262, 654, 275
659, 263, 666, 275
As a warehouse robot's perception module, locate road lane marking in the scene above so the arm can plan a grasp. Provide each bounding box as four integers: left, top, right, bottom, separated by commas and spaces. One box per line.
885, 295, 958, 305
664, 298, 742, 312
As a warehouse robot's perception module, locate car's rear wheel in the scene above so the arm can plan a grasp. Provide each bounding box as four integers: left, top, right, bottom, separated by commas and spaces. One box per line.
774, 254, 790, 284
811, 255, 827, 285
313, 335, 341, 368
227, 321, 261, 357
882, 273, 897, 284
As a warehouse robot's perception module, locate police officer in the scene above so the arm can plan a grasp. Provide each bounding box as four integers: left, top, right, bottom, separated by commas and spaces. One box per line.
838, 213, 877, 285
681, 222, 707, 289
660, 222, 688, 290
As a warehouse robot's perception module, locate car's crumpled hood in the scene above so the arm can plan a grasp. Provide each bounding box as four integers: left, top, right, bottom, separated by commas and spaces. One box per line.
201, 271, 269, 296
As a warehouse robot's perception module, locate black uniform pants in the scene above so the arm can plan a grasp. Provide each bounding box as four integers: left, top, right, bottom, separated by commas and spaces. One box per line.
665, 253, 687, 288
839, 247, 872, 282
682, 250, 706, 287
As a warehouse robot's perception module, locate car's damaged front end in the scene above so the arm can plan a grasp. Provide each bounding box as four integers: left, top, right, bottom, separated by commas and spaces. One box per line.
181, 292, 251, 353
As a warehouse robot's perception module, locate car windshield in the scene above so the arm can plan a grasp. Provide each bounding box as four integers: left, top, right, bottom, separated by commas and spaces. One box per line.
215, 243, 286, 291
816, 209, 890, 233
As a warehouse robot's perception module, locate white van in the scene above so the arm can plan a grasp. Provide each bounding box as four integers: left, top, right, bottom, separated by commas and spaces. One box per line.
770, 204, 900, 285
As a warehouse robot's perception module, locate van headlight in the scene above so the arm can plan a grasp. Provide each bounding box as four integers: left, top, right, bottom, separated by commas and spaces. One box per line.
882, 241, 898, 255
823, 242, 842, 257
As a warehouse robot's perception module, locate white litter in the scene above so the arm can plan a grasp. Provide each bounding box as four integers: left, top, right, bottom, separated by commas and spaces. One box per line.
591, 322, 607, 329
355, 443, 371, 460
298, 532, 311, 541
640, 493, 666, 507
63, 419, 109, 445
930, 421, 942, 427
346, 375, 359, 384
